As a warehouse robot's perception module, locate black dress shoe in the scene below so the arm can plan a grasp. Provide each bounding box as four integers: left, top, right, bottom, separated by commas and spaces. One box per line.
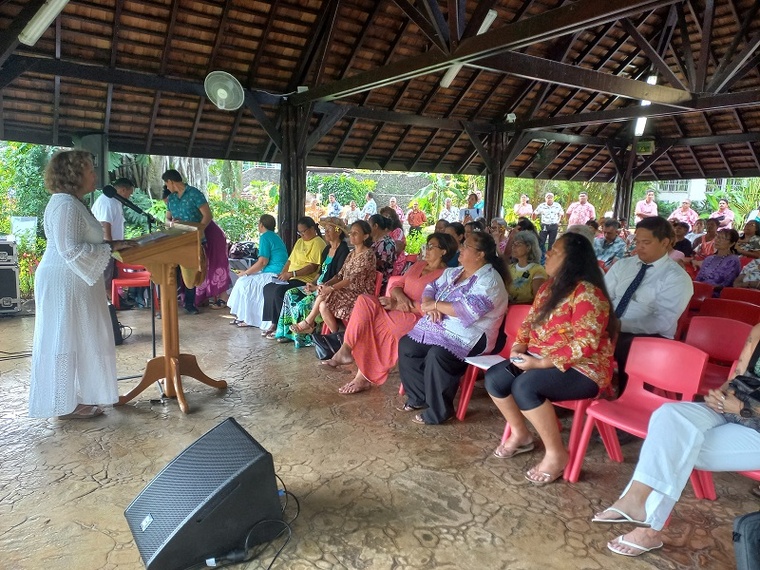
184, 306, 200, 315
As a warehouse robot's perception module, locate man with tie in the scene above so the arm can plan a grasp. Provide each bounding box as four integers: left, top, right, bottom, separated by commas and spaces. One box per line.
604, 216, 693, 394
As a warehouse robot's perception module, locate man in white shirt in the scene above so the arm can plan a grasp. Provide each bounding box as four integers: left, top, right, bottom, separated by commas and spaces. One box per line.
344, 200, 361, 225
361, 192, 377, 220
91, 178, 135, 298
566, 192, 596, 225
605, 216, 693, 393
440, 197, 459, 223
533, 192, 564, 253
459, 192, 483, 223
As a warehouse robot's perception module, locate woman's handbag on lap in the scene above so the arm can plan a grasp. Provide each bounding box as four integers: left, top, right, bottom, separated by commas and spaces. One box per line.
312, 331, 344, 360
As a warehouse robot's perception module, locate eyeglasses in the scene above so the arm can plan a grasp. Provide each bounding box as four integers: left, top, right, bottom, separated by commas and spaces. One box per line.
462, 243, 482, 251
427, 244, 443, 250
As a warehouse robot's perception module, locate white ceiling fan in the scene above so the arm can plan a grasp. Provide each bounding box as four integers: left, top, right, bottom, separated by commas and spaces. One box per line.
204, 71, 245, 111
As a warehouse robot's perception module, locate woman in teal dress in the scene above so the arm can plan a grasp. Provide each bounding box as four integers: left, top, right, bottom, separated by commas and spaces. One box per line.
274, 217, 349, 346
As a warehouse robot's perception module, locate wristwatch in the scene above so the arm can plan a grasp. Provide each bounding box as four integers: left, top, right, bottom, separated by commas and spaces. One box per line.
741, 400, 755, 418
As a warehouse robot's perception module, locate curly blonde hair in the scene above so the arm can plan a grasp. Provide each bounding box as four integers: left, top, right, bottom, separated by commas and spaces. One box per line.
44, 149, 93, 195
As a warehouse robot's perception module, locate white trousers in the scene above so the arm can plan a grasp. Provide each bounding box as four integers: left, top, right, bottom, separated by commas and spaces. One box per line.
623, 402, 760, 530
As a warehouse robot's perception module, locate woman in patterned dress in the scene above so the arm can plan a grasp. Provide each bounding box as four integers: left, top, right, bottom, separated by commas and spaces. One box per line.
368, 214, 397, 288
273, 217, 349, 345
290, 220, 377, 334
484, 232, 617, 485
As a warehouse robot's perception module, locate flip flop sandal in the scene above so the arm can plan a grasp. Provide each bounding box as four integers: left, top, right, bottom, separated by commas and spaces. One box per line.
59, 405, 104, 419
261, 327, 275, 336
266, 331, 278, 340
229, 319, 241, 325
525, 465, 565, 486
412, 413, 452, 425
492, 441, 536, 459
395, 402, 425, 412
592, 507, 650, 527
607, 536, 663, 557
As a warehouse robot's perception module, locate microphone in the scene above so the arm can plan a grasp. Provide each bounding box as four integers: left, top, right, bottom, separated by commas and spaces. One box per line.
102, 185, 157, 223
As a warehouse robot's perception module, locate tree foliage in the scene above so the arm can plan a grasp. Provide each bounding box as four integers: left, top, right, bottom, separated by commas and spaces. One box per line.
0, 142, 53, 236
307, 174, 376, 207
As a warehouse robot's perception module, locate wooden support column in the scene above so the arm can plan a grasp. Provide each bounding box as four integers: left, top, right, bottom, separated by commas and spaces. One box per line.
612, 141, 638, 223
278, 104, 308, 249
484, 131, 507, 223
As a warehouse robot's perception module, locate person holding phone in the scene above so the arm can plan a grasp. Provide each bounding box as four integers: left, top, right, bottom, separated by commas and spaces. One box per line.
484, 232, 617, 485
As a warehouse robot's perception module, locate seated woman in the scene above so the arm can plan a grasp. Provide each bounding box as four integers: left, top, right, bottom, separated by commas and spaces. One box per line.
226, 214, 289, 328
369, 214, 397, 289
444, 221, 465, 267
321, 233, 458, 394
733, 258, 760, 289
397, 232, 510, 425
380, 206, 407, 275
489, 218, 509, 254
273, 217, 349, 345
695, 228, 741, 291
484, 233, 616, 485
692, 218, 718, 264
260, 217, 326, 338
507, 230, 547, 304
290, 220, 377, 335
737, 220, 760, 259
593, 323, 760, 557
672, 221, 694, 258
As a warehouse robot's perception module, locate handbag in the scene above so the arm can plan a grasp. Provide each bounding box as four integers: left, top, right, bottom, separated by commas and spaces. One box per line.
312, 331, 344, 360
724, 341, 760, 431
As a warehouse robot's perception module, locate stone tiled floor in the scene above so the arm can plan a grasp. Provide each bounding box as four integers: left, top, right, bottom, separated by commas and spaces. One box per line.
0, 308, 751, 569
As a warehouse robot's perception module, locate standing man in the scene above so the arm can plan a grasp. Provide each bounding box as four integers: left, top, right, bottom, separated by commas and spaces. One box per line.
709, 198, 735, 229
440, 197, 459, 223
326, 193, 341, 218
594, 219, 627, 269
667, 199, 698, 229
634, 190, 658, 223
344, 200, 361, 225
163, 169, 213, 315
604, 216, 693, 394
459, 193, 483, 223
566, 192, 596, 225
91, 177, 135, 300
361, 191, 377, 220
406, 202, 427, 235
533, 192, 564, 253
389, 196, 405, 223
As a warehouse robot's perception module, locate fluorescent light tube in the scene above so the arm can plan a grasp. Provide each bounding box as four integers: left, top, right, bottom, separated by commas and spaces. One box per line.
18, 0, 70, 46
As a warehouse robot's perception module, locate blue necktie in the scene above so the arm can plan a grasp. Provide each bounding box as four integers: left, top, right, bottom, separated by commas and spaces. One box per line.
615, 263, 652, 318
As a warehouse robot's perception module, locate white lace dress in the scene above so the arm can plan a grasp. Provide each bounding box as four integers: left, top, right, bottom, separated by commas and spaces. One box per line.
29, 194, 119, 417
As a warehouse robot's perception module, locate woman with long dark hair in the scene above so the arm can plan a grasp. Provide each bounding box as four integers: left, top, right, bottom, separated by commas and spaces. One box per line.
369, 213, 397, 287
484, 232, 617, 485
397, 231, 510, 425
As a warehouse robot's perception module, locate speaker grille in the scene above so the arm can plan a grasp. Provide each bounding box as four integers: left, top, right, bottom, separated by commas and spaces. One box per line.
125, 418, 280, 570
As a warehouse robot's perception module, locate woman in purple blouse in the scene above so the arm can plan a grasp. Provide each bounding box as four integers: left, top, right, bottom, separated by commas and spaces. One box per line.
397, 232, 510, 425
695, 228, 742, 292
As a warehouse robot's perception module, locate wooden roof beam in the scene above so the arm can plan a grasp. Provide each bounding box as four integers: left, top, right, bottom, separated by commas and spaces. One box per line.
289, 0, 682, 104
674, 2, 696, 91
472, 51, 693, 107
447, 0, 466, 50
620, 18, 685, 89
391, 0, 448, 52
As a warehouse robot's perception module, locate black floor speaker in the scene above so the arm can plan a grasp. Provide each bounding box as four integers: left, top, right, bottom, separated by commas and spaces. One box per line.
124, 418, 283, 570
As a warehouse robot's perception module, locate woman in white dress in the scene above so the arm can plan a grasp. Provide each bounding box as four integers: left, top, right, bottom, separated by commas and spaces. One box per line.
29, 150, 133, 419
226, 214, 288, 328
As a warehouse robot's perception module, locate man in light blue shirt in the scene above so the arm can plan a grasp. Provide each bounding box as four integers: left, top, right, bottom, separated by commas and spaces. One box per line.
326, 194, 341, 217
594, 219, 627, 268
361, 192, 377, 220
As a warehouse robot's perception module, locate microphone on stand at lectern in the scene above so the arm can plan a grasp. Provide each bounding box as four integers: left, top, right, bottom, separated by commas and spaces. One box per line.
102, 185, 158, 224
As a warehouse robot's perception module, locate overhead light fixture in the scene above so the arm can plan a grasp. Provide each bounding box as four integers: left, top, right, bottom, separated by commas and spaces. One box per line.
440, 9, 498, 89
634, 74, 658, 137
18, 0, 70, 46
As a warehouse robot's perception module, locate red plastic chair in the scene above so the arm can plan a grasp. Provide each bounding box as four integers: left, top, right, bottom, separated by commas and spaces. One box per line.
683, 316, 753, 395
740, 255, 755, 268
720, 287, 760, 306
455, 304, 532, 421
675, 282, 715, 340
385, 275, 404, 295
699, 298, 760, 326
567, 337, 708, 483
111, 261, 158, 311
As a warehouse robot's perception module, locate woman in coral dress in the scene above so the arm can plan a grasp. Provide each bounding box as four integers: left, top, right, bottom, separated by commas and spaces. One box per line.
320, 232, 459, 394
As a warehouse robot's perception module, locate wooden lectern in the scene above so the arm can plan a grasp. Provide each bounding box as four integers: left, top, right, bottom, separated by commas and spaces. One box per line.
115, 224, 227, 412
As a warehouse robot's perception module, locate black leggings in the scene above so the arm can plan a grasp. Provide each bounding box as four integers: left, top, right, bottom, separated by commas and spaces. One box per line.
484, 362, 599, 411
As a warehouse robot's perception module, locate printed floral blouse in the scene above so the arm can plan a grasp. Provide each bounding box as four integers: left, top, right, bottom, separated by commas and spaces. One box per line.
516, 280, 614, 388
